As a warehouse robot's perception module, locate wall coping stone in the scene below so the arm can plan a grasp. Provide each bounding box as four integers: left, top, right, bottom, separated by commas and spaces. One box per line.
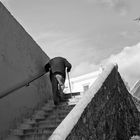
49, 63, 117, 140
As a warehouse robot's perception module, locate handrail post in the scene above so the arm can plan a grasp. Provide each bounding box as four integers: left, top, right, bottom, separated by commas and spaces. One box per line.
67, 71, 72, 98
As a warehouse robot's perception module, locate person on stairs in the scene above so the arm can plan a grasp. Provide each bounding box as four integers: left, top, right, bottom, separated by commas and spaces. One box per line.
45, 56, 72, 105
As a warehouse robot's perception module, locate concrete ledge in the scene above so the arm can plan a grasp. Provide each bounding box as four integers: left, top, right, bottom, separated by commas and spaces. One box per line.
49, 63, 117, 140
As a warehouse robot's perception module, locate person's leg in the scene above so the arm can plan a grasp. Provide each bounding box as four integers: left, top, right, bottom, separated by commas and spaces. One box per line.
50, 74, 60, 105
55, 74, 66, 101
55, 74, 65, 89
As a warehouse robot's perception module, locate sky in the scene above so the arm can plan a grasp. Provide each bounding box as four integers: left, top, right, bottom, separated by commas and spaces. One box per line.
1, 0, 140, 88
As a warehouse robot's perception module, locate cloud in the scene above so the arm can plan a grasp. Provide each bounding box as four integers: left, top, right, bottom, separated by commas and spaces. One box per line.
102, 42, 140, 88
34, 30, 87, 57
34, 30, 100, 63
120, 31, 130, 38
71, 61, 99, 77
34, 30, 140, 89
97, 0, 128, 16
84, 0, 128, 15
120, 31, 140, 39
35, 30, 101, 77
71, 41, 140, 89
100, 0, 123, 7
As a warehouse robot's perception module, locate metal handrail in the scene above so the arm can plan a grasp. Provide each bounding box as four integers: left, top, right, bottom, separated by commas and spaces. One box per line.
0, 71, 47, 99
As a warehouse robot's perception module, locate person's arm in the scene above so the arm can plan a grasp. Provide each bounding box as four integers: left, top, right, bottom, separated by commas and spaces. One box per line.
65, 59, 72, 72
45, 62, 50, 72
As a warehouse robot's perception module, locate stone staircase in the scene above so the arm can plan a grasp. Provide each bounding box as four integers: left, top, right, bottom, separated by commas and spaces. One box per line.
6, 92, 81, 140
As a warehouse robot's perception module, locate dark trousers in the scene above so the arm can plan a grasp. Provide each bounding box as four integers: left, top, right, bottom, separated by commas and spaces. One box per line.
50, 73, 65, 105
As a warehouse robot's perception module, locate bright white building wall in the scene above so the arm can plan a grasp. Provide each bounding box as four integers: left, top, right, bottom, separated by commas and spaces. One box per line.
64, 70, 101, 94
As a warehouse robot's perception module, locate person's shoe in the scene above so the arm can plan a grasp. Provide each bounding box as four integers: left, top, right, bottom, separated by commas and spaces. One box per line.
54, 100, 60, 106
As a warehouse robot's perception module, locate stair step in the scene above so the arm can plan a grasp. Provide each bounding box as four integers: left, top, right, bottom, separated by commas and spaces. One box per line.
11, 101, 75, 139
55, 105, 74, 111
18, 124, 32, 130
68, 100, 80, 104
19, 131, 52, 140
22, 126, 56, 135
13, 127, 55, 137
23, 119, 36, 125
54, 109, 71, 113
38, 122, 60, 128
38, 119, 61, 126
32, 112, 46, 118
52, 109, 70, 114
39, 117, 61, 122
40, 118, 63, 126
51, 114, 69, 119
12, 129, 24, 136
33, 117, 46, 122
69, 97, 81, 101
68, 102, 78, 105
41, 105, 55, 112
64, 92, 80, 99
38, 124, 58, 129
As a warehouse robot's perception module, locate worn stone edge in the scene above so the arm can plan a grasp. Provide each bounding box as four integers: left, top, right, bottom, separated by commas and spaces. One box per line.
48, 63, 117, 140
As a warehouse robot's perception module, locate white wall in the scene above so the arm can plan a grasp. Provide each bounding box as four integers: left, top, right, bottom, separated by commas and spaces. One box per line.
64, 71, 100, 94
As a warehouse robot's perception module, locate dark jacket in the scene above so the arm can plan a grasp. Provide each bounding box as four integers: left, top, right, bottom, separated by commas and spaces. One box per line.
45, 57, 72, 78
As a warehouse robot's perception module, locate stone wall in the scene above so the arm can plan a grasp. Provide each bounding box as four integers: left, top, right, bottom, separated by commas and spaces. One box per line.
66, 67, 140, 140
0, 2, 52, 139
